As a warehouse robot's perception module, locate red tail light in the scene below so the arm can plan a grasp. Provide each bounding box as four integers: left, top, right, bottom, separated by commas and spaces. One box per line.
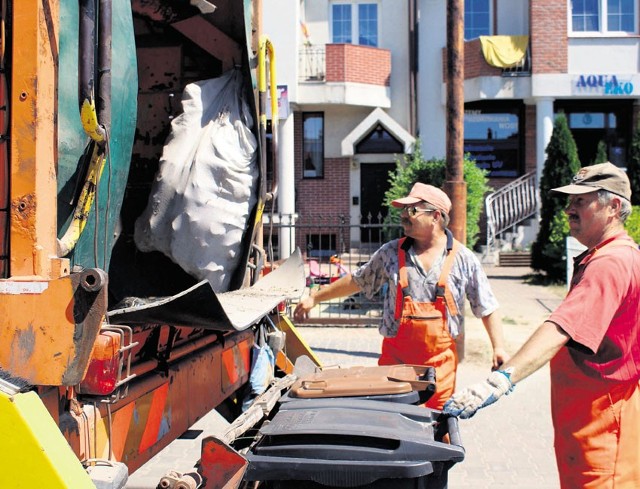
79, 330, 121, 396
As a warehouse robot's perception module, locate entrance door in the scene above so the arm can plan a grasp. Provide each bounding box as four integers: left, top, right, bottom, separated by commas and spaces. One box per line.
360, 163, 395, 242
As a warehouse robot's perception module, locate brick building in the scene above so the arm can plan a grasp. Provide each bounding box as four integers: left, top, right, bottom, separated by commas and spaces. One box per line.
265, 0, 640, 258
419, 0, 640, 248
264, 0, 415, 259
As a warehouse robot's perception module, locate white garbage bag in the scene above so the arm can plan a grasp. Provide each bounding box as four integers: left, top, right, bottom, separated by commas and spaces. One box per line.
134, 69, 258, 292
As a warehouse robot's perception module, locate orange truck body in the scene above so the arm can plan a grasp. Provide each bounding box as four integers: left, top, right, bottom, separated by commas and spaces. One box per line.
0, 0, 307, 486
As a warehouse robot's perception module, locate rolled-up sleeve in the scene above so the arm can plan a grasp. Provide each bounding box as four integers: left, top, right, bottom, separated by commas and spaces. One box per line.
459, 251, 499, 318
352, 242, 395, 299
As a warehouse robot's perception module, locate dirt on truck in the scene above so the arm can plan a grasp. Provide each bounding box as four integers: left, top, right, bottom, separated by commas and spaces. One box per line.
0, 1, 464, 488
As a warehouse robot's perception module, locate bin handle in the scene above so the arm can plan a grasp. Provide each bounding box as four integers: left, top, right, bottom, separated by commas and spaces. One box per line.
417, 366, 436, 404
446, 415, 463, 448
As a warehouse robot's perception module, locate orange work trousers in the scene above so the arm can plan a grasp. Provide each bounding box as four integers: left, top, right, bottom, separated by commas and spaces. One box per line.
551, 347, 640, 488
379, 295, 457, 410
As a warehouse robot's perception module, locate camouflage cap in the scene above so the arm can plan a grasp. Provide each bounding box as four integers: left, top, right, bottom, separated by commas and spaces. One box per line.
551, 162, 631, 201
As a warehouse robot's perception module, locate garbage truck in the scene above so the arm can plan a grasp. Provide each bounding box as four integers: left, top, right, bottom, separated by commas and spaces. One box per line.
0, 1, 464, 487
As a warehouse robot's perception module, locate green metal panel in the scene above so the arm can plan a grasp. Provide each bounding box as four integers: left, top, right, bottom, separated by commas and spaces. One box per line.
244, 0, 258, 91
57, 0, 137, 271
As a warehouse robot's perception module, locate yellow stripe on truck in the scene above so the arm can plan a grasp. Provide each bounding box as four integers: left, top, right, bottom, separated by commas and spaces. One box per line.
0, 389, 94, 488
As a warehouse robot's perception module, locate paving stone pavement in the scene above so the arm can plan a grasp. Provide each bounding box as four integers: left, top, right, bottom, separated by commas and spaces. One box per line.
296, 263, 567, 489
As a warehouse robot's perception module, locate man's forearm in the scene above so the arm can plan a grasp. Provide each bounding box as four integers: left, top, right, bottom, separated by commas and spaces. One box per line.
501, 321, 570, 384
481, 312, 505, 351
311, 274, 362, 303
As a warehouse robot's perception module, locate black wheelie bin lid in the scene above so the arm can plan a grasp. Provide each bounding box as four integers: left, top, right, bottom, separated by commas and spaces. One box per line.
244, 398, 464, 488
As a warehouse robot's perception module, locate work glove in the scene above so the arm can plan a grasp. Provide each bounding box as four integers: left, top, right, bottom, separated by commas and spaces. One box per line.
443, 370, 514, 419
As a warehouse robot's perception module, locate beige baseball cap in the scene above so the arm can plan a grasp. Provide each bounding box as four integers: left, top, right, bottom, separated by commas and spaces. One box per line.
391, 183, 452, 214
551, 162, 631, 201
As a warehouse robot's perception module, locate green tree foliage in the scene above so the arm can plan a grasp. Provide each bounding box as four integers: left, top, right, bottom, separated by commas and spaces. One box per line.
628, 124, 640, 206
531, 114, 581, 282
594, 140, 608, 164
384, 140, 491, 249
625, 206, 640, 242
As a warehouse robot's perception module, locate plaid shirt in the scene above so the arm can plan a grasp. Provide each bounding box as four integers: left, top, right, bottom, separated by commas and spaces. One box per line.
351, 238, 499, 338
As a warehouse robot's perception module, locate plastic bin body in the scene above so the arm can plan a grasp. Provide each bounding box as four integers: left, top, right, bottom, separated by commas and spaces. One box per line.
244, 399, 464, 488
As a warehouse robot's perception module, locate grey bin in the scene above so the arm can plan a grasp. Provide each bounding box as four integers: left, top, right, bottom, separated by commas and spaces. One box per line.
244, 398, 464, 489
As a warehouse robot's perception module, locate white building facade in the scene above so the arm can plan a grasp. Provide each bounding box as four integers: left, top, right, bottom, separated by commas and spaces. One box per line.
265, 0, 640, 257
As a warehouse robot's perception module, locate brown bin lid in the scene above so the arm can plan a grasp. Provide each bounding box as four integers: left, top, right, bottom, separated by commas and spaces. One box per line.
289, 365, 434, 399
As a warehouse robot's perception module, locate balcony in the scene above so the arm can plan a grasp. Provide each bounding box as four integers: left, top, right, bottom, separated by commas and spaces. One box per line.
464, 38, 531, 79
442, 37, 531, 101
298, 43, 391, 107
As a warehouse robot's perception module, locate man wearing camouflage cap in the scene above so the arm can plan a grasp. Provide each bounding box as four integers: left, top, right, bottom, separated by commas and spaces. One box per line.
445, 162, 640, 488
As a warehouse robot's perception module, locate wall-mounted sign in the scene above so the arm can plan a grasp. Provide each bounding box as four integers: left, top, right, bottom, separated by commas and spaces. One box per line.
572, 74, 636, 96
464, 111, 521, 178
266, 85, 290, 120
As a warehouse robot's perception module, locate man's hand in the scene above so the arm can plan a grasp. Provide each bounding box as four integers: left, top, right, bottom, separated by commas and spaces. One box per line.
443, 370, 514, 419
492, 347, 509, 371
293, 296, 316, 321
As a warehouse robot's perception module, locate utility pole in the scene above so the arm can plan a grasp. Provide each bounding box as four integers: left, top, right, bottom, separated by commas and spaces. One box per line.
444, 0, 466, 244
445, 0, 467, 360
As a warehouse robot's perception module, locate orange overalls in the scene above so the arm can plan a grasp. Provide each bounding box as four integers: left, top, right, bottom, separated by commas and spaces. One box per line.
551, 349, 640, 488
378, 238, 460, 410
550, 239, 640, 488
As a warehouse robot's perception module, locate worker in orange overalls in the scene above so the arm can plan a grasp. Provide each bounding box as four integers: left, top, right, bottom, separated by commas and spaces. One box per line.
293, 183, 508, 409
445, 162, 640, 488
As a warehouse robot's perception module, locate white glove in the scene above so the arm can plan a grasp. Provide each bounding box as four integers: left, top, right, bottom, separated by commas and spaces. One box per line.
443, 370, 514, 419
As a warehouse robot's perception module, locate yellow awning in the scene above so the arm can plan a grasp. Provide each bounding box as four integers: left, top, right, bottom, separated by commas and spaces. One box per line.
480, 35, 529, 68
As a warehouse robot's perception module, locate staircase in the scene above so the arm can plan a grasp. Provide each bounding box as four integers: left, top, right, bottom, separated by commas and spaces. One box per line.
485, 172, 538, 259
498, 251, 532, 267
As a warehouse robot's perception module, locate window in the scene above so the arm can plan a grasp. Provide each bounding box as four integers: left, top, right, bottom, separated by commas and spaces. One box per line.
332, 4, 352, 43
331, 2, 379, 47
302, 113, 324, 179
355, 124, 404, 154
571, 0, 637, 33
464, 103, 523, 177
465, 0, 491, 40
557, 100, 632, 168
306, 234, 337, 259
358, 4, 378, 46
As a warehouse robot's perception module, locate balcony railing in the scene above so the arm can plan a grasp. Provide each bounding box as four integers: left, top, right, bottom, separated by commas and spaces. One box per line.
299, 45, 326, 82
485, 171, 538, 254
501, 44, 531, 77
299, 43, 391, 86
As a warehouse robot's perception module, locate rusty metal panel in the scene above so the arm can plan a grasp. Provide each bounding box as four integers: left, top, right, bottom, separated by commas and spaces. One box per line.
108, 248, 306, 330
58, 330, 252, 473
171, 16, 241, 71
0, 271, 106, 386
200, 437, 248, 489
10, 0, 59, 277
133, 46, 182, 161
133, 92, 178, 160
137, 45, 182, 92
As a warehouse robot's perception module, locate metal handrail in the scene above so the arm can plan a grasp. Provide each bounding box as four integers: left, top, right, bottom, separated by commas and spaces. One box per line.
485, 171, 538, 253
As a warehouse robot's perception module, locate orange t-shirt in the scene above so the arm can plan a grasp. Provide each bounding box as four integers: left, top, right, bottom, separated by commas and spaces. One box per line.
548, 233, 640, 382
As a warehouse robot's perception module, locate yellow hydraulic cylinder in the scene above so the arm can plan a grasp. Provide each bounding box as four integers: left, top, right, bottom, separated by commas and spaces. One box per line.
0, 386, 94, 488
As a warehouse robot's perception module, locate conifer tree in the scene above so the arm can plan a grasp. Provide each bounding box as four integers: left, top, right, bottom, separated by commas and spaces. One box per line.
594, 140, 608, 164
531, 114, 581, 281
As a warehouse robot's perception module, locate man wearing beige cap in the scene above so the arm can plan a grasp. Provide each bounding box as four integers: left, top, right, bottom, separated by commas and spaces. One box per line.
294, 182, 508, 409
445, 162, 640, 488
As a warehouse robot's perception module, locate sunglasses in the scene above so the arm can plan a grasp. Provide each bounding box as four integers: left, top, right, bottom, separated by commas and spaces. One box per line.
401, 206, 437, 218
